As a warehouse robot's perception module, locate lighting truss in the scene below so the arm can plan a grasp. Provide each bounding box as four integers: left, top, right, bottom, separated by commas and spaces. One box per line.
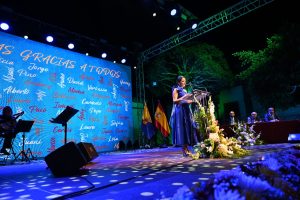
141, 0, 274, 61
136, 0, 274, 103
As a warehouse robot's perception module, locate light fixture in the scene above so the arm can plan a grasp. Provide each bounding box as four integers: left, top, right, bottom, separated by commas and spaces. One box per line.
24, 35, 29, 39
192, 23, 198, 29
101, 53, 107, 58
46, 35, 54, 43
168, 3, 180, 17
85, 53, 89, 56
0, 22, 9, 31
133, 66, 137, 69
68, 43, 74, 49
121, 59, 126, 64
176, 26, 180, 31
153, 12, 157, 17
170, 9, 177, 16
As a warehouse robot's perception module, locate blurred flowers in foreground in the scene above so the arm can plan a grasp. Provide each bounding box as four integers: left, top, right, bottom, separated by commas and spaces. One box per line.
171, 145, 300, 200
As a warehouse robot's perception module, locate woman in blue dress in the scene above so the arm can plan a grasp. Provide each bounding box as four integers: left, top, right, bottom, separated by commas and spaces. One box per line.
170, 76, 196, 156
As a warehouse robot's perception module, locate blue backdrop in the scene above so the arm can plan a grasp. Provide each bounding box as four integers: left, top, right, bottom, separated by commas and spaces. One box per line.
0, 31, 133, 157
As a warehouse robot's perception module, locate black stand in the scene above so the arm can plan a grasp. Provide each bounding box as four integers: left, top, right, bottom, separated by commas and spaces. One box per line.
50, 106, 79, 144
14, 120, 35, 162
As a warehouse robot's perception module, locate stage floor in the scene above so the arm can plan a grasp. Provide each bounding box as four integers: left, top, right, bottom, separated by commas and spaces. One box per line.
0, 143, 296, 199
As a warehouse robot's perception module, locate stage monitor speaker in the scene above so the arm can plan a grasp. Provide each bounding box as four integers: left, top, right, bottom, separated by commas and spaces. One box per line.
44, 141, 87, 177
77, 142, 98, 162
288, 133, 300, 143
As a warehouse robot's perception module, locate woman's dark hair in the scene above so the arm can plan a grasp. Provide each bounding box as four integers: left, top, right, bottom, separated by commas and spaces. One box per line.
172, 75, 185, 92
177, 75, 185, 83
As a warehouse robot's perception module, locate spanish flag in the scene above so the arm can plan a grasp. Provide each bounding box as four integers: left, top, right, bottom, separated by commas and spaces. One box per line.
155, 102, 170, 137
141, 102, 155, 140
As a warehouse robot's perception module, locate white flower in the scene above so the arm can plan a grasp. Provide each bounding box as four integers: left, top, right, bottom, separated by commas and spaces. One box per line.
209, 132, 220, 143
240, 131, 246, 135
207, 146, 213, 153
214, 188, 245, 200
171, 185, 194, 200
262, 157, 282, 171
249, 125, 254, 132
227, 150, 233, 155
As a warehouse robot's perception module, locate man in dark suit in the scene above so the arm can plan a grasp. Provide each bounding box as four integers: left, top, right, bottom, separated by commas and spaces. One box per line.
228, 110, 238, 125
264, 107, 279, 122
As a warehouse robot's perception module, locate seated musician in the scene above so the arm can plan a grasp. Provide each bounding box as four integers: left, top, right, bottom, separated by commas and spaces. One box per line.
0, 106, 17, 155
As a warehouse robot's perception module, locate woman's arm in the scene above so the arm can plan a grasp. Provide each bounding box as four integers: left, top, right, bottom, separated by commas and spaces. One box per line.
172, 89, 193, 104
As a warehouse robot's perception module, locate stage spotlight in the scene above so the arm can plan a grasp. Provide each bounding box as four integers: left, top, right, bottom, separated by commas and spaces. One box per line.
85, 53, 89, 56
0, 22, 9, 31
133, 66, 137, 69
68, 43, 74, 49
192, 23, 198, 29
24, 35, 29, 39
113, 61, 116, 63
153, 12, 157, 17
101, 53, 107, 58
176, 26, 180, 31
170, 9, 177, 16
46, 35, 54, 43
121, 59, 126, 64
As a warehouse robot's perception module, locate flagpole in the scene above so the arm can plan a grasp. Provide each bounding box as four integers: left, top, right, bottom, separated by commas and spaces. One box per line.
142, 101, 146, 148
157, 100, 166, 148
155, 100, 170, 148
141, 61, 146, 148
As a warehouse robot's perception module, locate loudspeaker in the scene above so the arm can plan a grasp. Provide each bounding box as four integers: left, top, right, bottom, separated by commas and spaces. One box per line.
77, 142, 98, 162
45, 141, 87, 177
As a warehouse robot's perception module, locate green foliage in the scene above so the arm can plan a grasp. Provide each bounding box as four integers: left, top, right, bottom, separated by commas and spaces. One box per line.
144, 42, 234, 97
191, 97, 250, 159
233, 23, 300, 109
193, 105, 207, 139
233, 35, 282, 80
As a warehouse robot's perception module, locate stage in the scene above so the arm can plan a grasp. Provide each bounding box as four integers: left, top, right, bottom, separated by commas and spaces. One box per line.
0, 143, 297, 199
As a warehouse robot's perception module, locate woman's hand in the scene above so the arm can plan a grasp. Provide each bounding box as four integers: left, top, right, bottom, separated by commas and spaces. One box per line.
186, 100, 193, 104
183, 93, 192, 98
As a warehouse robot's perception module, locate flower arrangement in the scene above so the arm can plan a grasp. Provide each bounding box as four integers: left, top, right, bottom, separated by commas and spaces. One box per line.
171, 146, 300, 200
191, 96, 249, 159
231, 122, 263, 146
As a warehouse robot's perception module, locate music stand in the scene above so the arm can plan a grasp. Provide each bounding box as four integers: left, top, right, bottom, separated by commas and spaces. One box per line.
50, 106, 79, 144
14, 120, 35, 162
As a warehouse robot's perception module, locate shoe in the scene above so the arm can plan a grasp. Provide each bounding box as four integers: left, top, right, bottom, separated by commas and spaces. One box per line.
0, 149, 10, 156
182, 145, 191, 157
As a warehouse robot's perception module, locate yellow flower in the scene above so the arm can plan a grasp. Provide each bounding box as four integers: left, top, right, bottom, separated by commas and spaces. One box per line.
217, 144, 229, 157
220, 137, 228, 144
209, 132, 220, 143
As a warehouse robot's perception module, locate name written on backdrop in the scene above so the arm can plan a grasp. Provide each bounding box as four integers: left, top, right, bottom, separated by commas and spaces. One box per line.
0, 31, 133, 157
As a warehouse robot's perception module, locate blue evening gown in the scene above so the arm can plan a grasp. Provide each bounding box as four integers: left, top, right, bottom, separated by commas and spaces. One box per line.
170, 86, 197, 146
